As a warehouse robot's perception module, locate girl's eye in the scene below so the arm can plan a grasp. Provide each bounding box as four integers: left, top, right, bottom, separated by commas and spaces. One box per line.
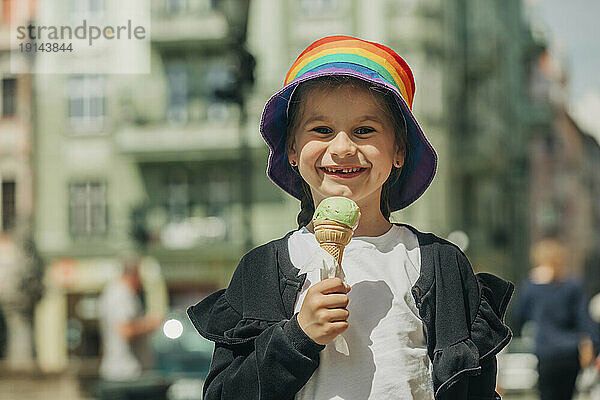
355, 127, 375, 135
312, 126, 332, 134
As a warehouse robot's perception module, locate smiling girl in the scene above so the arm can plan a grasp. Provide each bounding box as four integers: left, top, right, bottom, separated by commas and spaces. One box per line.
188, 35, 514, 400
286, 76, 406, 238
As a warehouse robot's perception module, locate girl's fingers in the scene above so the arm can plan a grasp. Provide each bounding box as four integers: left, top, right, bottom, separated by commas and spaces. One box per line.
326, 308, 350, 322
320, 293, 349, 309
318, 278, 349, 295
328, 321, 349, 332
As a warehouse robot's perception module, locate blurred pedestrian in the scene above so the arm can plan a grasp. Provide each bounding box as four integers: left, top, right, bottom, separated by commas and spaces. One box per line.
97, 255, 163, 399
513, 238, 600, 400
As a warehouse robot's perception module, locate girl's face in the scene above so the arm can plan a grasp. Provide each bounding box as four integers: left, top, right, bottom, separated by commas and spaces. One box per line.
288, 84, 404, 208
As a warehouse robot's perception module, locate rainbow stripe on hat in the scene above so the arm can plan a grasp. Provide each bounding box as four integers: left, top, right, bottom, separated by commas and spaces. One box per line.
284, 35, 416, 109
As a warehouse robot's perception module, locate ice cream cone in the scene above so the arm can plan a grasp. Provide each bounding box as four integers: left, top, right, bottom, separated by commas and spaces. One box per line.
313, 219, 353, 266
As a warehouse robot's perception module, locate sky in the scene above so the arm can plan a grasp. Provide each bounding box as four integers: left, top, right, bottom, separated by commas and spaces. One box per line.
529, 0, 600, 140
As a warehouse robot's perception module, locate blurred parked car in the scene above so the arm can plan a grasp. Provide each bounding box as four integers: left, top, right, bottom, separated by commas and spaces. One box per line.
90, 309, 213, 400
152, 309, 214, 400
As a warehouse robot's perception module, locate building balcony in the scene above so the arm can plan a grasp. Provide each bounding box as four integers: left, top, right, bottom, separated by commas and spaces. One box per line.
150, 7, 229, 45
114, 118, 243, 161
132, 204, 249, 262
133, 200, 291, 257
388, 16, 445, 51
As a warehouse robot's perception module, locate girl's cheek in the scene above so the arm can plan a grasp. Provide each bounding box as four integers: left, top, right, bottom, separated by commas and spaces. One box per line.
301, 141, 326, 158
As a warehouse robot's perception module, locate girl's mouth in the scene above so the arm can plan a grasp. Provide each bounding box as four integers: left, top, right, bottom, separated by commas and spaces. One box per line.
320, 166, 367, 178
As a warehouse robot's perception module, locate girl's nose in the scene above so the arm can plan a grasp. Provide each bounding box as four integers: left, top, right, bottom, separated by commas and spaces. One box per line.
329, 131, 357, 157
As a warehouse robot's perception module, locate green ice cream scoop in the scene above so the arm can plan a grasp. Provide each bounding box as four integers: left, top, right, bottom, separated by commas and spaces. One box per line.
313, 196, 361, 228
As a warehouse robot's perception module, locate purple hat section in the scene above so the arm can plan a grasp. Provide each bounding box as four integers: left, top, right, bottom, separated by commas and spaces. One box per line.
259, 67, 438, 212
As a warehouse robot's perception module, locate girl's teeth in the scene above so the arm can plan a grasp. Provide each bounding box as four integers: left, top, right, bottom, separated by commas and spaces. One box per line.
325, 167, 361, 173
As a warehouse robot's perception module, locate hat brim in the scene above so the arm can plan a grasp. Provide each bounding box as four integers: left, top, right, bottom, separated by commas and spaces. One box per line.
259, 68, 437, 212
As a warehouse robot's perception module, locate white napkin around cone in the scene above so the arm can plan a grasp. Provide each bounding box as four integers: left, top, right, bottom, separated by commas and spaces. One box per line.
297, 247, 350, 356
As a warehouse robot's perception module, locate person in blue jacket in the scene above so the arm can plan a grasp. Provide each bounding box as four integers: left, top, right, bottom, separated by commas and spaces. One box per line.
513, 238, 600, 400
188, 35, 514, 400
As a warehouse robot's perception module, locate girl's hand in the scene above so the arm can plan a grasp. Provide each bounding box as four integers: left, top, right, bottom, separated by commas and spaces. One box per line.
297, 277, 351, 345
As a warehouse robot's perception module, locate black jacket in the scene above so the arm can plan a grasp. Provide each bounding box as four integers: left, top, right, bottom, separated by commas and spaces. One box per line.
188, 224, 514, 399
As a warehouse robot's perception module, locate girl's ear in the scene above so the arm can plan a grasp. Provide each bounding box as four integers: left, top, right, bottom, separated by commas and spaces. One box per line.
394, 151, 405, 168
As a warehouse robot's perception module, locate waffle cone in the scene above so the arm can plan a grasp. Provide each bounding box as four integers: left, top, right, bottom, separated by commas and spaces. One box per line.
313, 219, 353, 266
319, 243, 345, 266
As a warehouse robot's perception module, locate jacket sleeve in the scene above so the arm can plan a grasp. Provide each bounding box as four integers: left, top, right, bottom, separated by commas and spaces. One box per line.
415, 237, 513, 399
467, 357, 501, 400
439, 357, 500, 400
202, 313, 324, 400
187, 246, 325, 400
464, 272, 512, 400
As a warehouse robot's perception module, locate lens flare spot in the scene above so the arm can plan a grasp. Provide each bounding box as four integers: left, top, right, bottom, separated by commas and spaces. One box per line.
163, 319, 183, 339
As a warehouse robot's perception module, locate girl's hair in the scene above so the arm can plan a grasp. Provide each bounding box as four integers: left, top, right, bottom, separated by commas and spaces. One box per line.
286, 76, 408, 228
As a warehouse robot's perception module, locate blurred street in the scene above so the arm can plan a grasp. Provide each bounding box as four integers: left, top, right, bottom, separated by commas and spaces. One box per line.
0, 371, 596, 400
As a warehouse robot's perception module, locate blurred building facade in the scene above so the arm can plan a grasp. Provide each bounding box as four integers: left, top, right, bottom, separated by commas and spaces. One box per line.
0, 0, 43, 371
447, 0, 544, 281
528, 49, 600, 286
31, 0, 284, 373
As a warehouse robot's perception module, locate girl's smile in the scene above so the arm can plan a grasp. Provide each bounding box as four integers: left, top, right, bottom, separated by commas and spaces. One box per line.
320, 166, 368, 178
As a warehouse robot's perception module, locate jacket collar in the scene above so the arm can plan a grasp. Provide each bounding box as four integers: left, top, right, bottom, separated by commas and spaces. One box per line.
273, 230, 307, 318
396, 223, 436, 306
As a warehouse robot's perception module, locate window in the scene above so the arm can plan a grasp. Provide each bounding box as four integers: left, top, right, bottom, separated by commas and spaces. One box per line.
69, 182, 107, 237
207, 172, 230, 217
166, 168, 190, 222
392, 0, 418, 14
166, 0, 186, 14
71, 0, 105, 21
1, 180, 16, 232
166, 63, 188, 123
163, 0, 217, 15
66, 294, 100, 358
68, 75, 105, 132
2, 78, 17, 117
299, 0, 339, 17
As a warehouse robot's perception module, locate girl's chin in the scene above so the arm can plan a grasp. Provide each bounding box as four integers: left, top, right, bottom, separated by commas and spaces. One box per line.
314, 183, 382, 205
316, 186, 358, 200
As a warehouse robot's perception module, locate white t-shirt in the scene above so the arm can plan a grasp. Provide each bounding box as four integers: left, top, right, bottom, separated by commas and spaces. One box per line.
290, 225, 434, 400
98, 279, 142, 381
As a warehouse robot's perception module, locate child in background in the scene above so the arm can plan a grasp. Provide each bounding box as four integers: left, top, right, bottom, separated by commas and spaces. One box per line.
513, 239, 600, 400
188, 35, 514, 400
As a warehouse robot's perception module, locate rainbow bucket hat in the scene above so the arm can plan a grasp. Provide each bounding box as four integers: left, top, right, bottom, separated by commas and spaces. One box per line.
259, 35, 437, 211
